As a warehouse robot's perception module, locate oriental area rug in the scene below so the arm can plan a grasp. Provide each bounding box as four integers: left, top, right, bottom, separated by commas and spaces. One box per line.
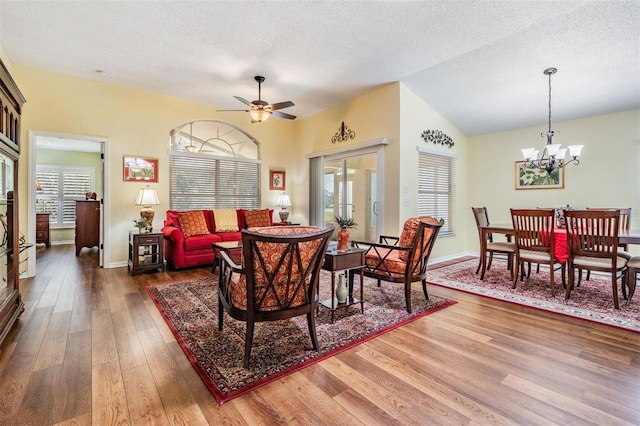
426, 258, 639, 332
146, 272, 455, 404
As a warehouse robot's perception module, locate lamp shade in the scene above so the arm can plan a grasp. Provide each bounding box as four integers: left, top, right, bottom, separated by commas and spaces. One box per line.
276, 193, 291, 208
249, 109, 271, 123
135, 188, 160, 207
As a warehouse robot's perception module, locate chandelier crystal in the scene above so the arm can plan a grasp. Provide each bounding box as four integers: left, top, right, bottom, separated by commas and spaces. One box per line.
521, 67, 583, 173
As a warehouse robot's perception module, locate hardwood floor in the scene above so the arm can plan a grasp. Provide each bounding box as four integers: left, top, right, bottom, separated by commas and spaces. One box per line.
0, 245, 638, 425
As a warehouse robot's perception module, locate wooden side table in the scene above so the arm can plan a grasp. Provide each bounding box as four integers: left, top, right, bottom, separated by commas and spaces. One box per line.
128, 231, 164, 275
320, 247, 365, 323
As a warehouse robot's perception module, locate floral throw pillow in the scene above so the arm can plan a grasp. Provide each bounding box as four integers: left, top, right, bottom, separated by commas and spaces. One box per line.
244, 209, 272, 228
178, 211, 210, 238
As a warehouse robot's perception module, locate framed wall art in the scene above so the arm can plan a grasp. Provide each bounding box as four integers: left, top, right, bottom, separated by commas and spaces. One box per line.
269, 170, 286, 190
123, 156, 158, 182
515, 161, 564, 190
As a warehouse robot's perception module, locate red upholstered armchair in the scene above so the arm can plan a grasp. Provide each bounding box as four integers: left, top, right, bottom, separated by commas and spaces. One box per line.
217, 226, 333, 368
351, 216, 444, 313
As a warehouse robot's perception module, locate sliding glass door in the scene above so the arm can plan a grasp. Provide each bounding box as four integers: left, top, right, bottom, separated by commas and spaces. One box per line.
323, 153, 379, 242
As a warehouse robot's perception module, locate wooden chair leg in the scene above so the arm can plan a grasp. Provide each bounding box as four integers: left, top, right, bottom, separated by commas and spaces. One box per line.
405, 280, 412, 314
243, 320, 255, 368
306, 312, 319, 350
627, 268, 637, 306
611, 274, 620, 310
218, 297, 224, 331
421, 278, 429, 300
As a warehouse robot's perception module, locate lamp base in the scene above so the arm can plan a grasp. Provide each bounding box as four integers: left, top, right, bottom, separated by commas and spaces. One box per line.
278, 210, 289, 223
140, 208, 155, 231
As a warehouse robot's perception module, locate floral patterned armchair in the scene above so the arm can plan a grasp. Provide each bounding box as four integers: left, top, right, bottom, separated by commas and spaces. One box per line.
351, 216, 444, 313
217, 225, 333, 368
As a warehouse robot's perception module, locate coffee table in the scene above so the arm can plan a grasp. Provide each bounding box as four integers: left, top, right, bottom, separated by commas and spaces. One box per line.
319, 247, 365, 323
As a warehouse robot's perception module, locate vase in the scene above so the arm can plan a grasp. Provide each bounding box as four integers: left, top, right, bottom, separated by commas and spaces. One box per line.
336, 274, 348, 304
337, 228, 349, 251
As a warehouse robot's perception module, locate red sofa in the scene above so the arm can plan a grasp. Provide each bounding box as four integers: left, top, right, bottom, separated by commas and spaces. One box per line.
162, 209, 275, 269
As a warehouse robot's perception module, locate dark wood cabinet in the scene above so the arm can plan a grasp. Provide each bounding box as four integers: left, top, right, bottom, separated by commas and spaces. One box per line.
128, 231, 164, 275
0, 58, 25, 350
75, 200, 100, 256
36, 213, 50, 247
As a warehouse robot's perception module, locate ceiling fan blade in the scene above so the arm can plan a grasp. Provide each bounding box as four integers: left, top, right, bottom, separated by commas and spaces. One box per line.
234, 96, 252, 106
269, 101, 295, 111
217, 109, 249, 112
272, 110, 297, 120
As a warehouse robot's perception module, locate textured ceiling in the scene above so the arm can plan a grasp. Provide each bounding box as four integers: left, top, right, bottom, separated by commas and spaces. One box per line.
1, 0, 638, 137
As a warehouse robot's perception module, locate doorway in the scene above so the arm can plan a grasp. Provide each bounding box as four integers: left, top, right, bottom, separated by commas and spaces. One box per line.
309, 137, 388, 242
26, 131, 108, 277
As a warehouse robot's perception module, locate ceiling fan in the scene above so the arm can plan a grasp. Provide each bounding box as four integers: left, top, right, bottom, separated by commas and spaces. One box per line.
218, 76, 296, 123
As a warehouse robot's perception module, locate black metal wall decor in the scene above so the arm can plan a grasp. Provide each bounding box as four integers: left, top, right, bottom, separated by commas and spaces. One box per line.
421, 129, 454, 148
331, 121, 356, 143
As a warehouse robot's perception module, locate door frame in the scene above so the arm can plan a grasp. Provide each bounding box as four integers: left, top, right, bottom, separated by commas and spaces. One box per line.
26, 130, 109, 277
308, 137, 389, 242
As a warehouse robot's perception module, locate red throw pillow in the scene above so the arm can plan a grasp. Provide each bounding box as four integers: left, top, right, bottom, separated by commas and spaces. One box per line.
244, 209, 272, 228
178, 211, 210, 238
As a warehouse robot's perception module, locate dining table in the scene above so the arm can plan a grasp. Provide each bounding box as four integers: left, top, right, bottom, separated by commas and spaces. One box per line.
478, 224, 640, 280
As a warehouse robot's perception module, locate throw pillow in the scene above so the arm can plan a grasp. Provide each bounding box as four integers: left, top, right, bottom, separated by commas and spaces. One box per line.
178, 211, 210, 238
244, 209, 272, 228
213, 209, 239, 232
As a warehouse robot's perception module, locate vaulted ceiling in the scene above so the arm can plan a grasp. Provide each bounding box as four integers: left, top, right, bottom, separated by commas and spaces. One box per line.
1, 1, 638, 137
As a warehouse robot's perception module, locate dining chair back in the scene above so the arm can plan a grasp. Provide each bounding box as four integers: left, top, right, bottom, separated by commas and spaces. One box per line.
471, 207, 515, 279
217, 225, 333, 367
510, 208, 562, 296
564, 209, 628, 309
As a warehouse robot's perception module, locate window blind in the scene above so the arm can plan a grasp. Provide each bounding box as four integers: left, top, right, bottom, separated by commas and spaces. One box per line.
36, 165, 94, 227
169, 154, 261, 210
417, 151, 455, 234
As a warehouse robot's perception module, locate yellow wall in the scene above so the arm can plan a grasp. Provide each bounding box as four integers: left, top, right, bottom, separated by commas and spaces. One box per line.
467, 108, 640, 255
294, 83, 401, 234
13, 65, 299, 266
399, 83, 470, 261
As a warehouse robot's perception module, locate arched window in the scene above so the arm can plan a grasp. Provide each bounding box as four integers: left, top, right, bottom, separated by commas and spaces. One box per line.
168, 120, 261, 210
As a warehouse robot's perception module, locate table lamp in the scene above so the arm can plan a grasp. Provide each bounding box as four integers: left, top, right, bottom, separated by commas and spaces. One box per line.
135, 186, 160, 231
276, 192, 291, 223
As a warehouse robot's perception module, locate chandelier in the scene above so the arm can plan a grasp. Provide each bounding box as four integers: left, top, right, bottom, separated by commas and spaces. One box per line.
520, 67, 583, 173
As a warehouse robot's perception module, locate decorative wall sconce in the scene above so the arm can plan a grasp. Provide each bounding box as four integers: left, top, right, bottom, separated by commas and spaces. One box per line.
331, 121, 356, 144
421, 130, 454, 148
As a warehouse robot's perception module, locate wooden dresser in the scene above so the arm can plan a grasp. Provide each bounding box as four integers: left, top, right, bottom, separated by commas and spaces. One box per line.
36, 213, 50, 247
75, 200, 100, 255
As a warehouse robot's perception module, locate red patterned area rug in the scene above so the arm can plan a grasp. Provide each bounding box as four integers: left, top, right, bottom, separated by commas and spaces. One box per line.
426, 258, 639, 332
146, 271, 455, 404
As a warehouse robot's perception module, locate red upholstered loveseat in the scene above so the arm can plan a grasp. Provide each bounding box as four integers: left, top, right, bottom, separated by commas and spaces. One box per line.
161, 209, 275, 269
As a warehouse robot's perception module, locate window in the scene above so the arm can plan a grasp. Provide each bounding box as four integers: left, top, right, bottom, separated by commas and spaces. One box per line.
169, 154, 261, 210
417, 149, 455, 235
168, 120, 261, 210
36, 165, 95, 228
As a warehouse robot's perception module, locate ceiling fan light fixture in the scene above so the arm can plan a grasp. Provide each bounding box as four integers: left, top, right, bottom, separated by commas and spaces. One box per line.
249, 109, 271, 122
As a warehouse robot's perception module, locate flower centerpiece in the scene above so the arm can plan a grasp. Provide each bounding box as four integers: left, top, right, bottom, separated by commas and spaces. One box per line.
334, 215, 357, 251
133, 217, 150, 232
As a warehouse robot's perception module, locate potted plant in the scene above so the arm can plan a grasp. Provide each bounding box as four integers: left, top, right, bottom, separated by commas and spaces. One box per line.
334, 215, 357, 251
133, 217, 150, 233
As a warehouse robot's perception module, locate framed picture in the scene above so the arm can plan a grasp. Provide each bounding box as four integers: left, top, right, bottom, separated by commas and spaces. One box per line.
270, 170, 286, 190
123, 156, 158, 182
515, 161, 564, 190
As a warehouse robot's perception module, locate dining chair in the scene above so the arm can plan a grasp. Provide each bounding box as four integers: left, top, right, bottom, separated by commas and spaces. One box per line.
581, 208, 632, 282
564, 209, 628, 309
217, 225, 333, 368
510, 208, 564, 297
350, 216, 444, 313
471, 207, 515, 279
